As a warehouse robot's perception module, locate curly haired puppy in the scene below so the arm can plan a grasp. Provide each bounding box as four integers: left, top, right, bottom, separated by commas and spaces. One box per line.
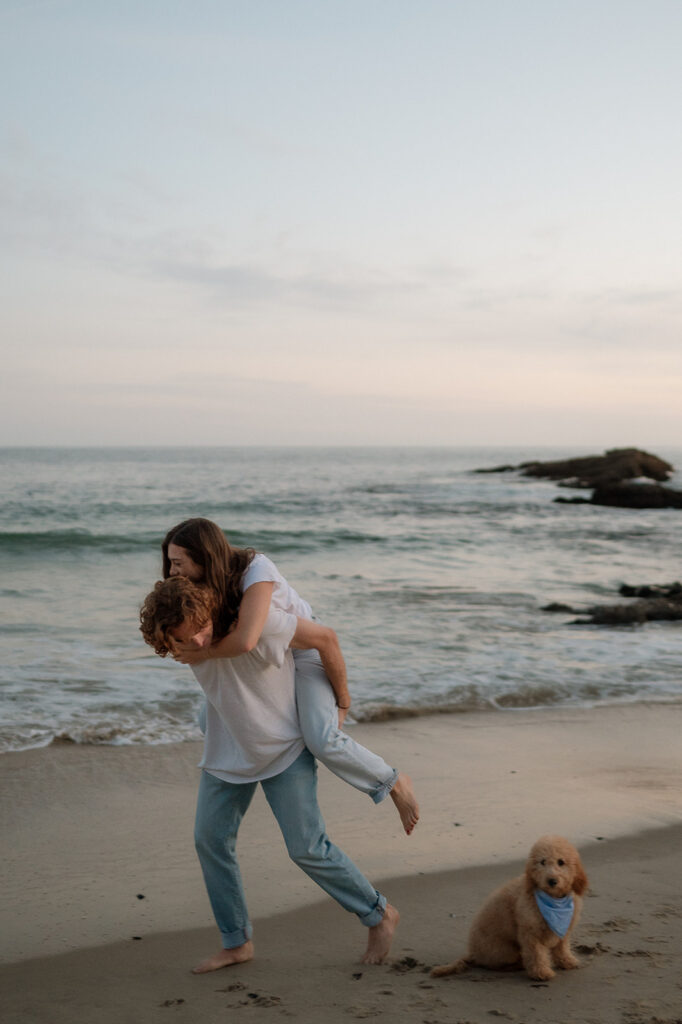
431, 835, 588, 982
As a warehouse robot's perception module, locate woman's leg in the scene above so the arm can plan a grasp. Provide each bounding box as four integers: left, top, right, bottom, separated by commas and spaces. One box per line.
194, 769, 257, 949
293, 648, 398, 803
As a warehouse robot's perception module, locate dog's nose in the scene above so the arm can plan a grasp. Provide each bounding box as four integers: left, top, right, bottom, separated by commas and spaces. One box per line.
548, 878, 558, 887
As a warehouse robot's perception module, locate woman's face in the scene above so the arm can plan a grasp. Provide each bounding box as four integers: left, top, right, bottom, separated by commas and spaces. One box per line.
167, 543, 204, 581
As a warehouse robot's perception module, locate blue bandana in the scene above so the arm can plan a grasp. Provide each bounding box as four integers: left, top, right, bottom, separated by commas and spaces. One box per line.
534, 890, 575, 937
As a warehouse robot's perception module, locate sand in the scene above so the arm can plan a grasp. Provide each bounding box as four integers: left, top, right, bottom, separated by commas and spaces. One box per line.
1, 703, 681, 1023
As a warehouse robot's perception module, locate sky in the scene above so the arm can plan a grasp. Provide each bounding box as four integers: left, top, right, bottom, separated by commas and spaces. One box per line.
1, 0, 681, 447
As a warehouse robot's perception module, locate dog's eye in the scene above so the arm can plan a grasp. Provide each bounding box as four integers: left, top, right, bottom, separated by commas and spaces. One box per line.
558, 859, 565, 866
540, 859, 546, 866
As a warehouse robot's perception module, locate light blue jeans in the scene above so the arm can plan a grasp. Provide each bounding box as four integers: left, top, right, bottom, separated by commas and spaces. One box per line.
194, 748, 387, 949
293, 648, 398, 803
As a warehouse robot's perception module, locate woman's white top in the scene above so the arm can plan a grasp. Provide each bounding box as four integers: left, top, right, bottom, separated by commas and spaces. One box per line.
193, 606, 305, 783
242, 553, 313, 619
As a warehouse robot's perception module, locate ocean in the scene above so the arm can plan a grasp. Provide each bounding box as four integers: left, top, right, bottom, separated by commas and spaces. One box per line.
1, 445, 681, 754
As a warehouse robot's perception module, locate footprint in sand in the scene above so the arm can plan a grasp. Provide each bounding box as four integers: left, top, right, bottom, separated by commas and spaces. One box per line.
614, 948, 664, 960
243, 992, 282, 1007
651, 904, 682, 919
598, 917, 638, 933
576, 941, 611, 955
389, 955, 429, 974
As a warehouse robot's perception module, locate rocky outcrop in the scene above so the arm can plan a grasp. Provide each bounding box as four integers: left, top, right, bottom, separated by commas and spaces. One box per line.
477, 448, 673, 488
522, 448, 672, 486
555, 481, 682, 509
477, 448, 681, 509
542, 582, 682, 625
590, 482, 682, 509
619, 582, 682, 599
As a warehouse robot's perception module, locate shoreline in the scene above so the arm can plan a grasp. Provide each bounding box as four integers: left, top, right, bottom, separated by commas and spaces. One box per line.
2, 702, 681, 1022
4, 691, 682, 759
3, 823, 681, 1024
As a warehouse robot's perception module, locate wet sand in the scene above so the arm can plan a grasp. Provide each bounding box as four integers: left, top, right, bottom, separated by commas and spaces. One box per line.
2, 703, 681, 1023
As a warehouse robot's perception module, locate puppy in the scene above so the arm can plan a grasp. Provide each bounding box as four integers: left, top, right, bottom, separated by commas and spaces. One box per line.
431, 835, 588, 982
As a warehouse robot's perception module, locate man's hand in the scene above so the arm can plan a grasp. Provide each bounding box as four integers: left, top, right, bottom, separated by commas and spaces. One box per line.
171, 641, 213, 665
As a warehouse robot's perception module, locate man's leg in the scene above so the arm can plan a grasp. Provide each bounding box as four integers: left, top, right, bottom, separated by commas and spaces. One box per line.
192, 769, 257, 972
261, 748, 399, 963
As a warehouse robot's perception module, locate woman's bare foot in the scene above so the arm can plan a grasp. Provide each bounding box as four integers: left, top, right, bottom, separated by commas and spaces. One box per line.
191, 940, 254, 974
361, 903, 400, 964
390, 773, 420, 835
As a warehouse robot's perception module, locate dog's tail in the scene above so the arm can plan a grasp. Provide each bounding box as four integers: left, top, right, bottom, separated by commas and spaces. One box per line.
430, 956, 472, 978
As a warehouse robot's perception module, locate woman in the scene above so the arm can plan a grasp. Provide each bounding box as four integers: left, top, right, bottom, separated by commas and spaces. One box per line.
162, 517, 419, 834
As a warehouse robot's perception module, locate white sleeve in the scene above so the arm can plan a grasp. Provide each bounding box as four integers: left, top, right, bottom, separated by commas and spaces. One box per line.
242, 553, 278, 591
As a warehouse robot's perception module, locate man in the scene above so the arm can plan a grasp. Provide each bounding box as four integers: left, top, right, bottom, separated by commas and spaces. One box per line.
139, 576, 399, 973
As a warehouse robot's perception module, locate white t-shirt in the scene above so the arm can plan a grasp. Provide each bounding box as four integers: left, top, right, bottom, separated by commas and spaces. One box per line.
193, 606, 305, 783
242, 553, 313, 619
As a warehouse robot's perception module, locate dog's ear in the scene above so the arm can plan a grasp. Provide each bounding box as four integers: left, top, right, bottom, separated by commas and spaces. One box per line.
524, 856, 537, 894
572, 857, 589, 896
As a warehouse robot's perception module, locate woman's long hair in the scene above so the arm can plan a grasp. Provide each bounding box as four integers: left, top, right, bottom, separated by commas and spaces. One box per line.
161, 518, 255, 638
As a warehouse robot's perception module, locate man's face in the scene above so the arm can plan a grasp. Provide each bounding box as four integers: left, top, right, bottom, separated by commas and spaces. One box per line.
168, 616, 213, 650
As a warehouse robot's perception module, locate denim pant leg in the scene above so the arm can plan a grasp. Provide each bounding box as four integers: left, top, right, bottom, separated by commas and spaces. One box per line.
293, 649, 398, 803
194, 769, 257, 949
261, 748, 386, 927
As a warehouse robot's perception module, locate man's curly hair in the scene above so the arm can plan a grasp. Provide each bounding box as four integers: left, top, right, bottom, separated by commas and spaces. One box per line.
139, 577, 216, 657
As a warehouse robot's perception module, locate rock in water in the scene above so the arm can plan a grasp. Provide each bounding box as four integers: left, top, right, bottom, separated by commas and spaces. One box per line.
517, 448, 672, 487
589, 482, 682, 509
476, 448, 673, 487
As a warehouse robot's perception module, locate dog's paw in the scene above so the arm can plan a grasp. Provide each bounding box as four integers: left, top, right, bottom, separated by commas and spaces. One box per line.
527, 966, 555, 981
555, 953, 580, 970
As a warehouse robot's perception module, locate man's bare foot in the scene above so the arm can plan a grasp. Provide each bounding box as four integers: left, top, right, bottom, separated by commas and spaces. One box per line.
361, 904, 400, 964
390, 773, 420, 835
191, 940, 254, 974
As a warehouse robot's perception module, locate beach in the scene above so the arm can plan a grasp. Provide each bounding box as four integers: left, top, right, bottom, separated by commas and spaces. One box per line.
2, 703, 681, 1023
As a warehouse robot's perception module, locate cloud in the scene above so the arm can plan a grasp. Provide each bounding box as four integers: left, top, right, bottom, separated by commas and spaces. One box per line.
151, 255, 430, 312
0, 154, 468, 319
585, 287, 682, 309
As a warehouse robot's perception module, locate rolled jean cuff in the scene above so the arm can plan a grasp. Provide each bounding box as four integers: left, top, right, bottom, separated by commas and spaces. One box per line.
358, 892, 387, 928
370, 768, 399, 805
221, 922, 253, 949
